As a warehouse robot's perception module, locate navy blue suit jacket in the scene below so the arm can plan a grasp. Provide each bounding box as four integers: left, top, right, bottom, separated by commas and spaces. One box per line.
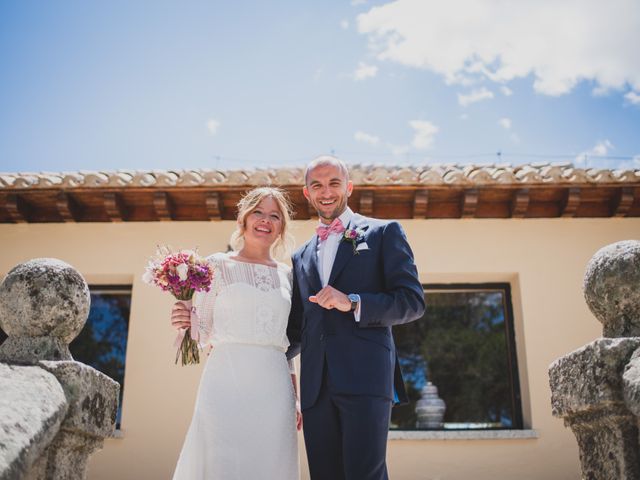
286, 214, 425, 410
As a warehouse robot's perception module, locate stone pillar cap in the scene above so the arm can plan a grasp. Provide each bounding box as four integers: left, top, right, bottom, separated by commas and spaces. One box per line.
583, 240, 640, 338
0, 258, 90, 362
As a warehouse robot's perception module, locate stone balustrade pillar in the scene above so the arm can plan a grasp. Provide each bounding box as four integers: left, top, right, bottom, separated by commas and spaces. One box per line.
0, 258, 120, 480
549, 240, 640, 480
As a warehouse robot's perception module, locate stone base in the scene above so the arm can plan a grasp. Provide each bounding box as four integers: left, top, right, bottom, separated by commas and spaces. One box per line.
567, 407, 640, 480
24, 430, 103, 480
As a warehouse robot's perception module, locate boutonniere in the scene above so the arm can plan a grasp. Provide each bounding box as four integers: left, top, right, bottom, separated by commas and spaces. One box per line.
342, 228, 365, 255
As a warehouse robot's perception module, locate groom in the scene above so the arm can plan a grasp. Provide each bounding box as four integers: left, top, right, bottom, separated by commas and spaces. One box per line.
287, 155, 425, 480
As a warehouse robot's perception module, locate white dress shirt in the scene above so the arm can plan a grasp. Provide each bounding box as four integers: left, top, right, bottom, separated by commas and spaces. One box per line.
316, 207, 361, 321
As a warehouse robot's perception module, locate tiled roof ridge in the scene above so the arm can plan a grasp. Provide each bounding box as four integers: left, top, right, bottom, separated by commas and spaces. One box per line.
1, 163, 638, 189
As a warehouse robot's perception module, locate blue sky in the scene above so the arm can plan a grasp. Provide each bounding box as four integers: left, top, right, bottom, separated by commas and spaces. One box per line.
1, 0, 639, 173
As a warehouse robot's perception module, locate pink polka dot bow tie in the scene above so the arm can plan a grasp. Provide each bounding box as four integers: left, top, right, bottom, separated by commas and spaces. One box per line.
316, 218, 346, 242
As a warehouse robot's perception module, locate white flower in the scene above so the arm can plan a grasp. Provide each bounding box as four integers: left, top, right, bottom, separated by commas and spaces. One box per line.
142, 269, 154, 284
176, 263, 189, 281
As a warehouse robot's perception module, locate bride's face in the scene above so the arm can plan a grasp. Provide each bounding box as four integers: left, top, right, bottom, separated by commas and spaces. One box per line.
241, 196, 283, 249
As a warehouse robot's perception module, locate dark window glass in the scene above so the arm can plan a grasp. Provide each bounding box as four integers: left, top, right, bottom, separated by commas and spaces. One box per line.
391, 284, 522, 430
69, 286, 131, 429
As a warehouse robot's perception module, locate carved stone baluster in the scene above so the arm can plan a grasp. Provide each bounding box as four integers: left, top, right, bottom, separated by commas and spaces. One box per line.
549, 241, 640, 480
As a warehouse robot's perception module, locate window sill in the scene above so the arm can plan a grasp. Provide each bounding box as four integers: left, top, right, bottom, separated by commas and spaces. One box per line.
388, 429, 538, 441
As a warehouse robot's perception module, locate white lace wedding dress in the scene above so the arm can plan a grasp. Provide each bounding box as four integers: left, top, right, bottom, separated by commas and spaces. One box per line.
172, 252, 299, 480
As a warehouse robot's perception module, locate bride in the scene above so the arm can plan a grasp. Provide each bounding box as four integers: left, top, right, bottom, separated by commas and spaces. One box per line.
170, 187, 301, 479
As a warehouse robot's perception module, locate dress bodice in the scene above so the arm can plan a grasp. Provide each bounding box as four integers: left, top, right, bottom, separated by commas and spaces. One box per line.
193, 252, 292, 351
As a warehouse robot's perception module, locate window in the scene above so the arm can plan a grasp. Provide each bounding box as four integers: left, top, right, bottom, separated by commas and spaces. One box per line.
391, 283, 523, 430
0, 286, 131, 429
70, 286, 131, 429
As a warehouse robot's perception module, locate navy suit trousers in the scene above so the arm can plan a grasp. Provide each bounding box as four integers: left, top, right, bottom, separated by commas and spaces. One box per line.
303, 363, 393, 480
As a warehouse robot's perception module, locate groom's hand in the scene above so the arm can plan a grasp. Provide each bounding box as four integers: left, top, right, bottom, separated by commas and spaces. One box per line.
309, 286, 351, 312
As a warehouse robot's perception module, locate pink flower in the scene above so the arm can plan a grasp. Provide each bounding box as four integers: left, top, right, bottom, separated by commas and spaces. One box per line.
142, 246, 215, 301
342, 228, 365, 255
142, 246, 216, 366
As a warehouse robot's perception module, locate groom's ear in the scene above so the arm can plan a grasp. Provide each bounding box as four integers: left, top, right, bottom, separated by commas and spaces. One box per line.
346, 181, 353, 197
303, 186, 310, 201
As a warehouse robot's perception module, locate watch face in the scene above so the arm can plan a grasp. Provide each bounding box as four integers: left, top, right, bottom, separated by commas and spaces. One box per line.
348, 294, 358, 311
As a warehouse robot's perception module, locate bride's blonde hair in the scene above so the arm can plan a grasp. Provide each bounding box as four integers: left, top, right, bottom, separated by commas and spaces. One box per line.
229, 187, 295, 260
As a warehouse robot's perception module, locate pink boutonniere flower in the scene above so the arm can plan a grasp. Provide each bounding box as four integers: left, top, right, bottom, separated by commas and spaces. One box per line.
342, 228, 365, 255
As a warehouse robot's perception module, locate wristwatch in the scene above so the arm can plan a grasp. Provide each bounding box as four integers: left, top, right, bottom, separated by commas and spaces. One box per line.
348, 293, 360, 312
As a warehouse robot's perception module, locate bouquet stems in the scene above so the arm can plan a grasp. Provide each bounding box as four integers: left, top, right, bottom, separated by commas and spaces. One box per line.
174, 298, 200, 366
176, 329, 200, 365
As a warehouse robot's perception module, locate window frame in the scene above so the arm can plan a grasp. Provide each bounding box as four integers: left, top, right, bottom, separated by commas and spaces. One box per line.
392, 282, 524, 430
80, 284, 132, 430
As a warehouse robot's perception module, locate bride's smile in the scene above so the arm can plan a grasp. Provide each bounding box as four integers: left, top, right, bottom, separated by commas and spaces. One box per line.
242, 197, 283, 247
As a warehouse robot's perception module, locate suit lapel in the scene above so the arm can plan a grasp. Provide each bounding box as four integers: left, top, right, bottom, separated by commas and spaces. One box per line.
301, 235, 323, 293
328, 214, 368, 286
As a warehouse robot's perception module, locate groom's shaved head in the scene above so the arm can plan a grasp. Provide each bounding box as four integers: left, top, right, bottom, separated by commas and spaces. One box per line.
305, 155, 349, 185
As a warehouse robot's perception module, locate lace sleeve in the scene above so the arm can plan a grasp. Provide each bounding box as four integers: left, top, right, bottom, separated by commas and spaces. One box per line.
193, 253, 222, 346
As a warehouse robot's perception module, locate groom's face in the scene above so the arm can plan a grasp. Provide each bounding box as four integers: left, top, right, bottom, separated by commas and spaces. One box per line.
303, 163, 353, 224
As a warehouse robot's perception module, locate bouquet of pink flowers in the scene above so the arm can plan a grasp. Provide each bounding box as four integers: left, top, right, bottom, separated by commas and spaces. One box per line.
143, 246, 215, 365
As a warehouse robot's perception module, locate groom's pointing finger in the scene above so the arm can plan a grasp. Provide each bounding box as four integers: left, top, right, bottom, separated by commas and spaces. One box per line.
309, 295, 332, 309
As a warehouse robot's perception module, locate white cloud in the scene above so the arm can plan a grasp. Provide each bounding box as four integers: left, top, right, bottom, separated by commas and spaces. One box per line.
206, 119, 220, 135
458, 87, 494, 107
576, 140, 614, 164
340, 19, 349, 30
357, 0, 640, 96
353, 62, 378, 81
387, 143, 410, 156
500, 86, 513, 96
625, 91, 640, 105
354, 130, 380, 146
592, 85, 611, 97
592, 140, 614, 156
359, 121, 439, 155
498, 117, 512, 130
409, 120, 439, 150
460, 113, 469, 120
